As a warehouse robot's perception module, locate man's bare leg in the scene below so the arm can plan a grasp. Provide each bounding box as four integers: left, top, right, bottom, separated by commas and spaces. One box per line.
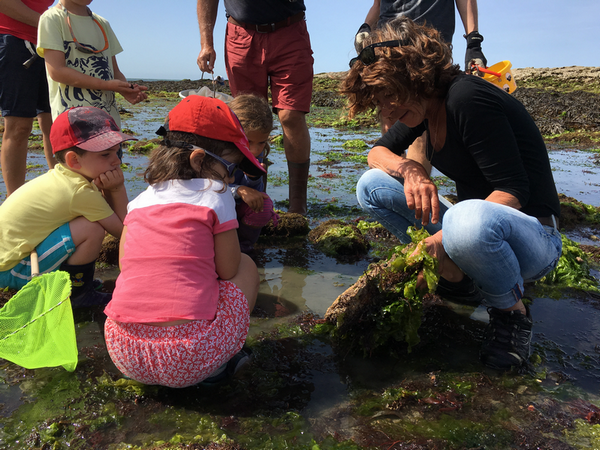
278, 109, 311, 215
1, 116, 34, 196
37, 112, 55, 169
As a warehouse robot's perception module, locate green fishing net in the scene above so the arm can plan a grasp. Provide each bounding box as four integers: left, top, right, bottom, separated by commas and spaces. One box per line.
0, 271, 77, 372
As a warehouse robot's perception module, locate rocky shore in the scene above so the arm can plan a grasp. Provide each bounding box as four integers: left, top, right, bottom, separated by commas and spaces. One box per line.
134, 66, 600, 138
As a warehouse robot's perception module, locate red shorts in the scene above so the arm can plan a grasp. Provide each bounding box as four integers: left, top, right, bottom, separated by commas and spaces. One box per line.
224, 20, 314, 113
104, 280, 250, 388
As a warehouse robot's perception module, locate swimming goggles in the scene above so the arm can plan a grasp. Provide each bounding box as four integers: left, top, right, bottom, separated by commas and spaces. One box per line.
349, 40, 404, 68
61, 3, 109, 54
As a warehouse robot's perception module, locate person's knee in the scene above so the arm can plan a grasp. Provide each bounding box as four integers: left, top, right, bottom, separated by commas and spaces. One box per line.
3, 117, 34, 141
278, 109, 307, 132
356, 170, 375, 208
443, 200, 494, 254
69, 217, 106, 247
356, 169, 394, 209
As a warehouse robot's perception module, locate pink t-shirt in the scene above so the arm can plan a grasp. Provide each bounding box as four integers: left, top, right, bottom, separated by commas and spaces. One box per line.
0, 0, 53, 43
104, 178, 238, 323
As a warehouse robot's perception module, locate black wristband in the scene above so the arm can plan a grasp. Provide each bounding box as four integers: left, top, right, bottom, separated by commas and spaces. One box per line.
465, 31, 484, 48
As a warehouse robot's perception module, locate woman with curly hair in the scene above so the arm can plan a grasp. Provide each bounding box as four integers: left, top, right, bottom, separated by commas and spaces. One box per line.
342, 17, 562, 372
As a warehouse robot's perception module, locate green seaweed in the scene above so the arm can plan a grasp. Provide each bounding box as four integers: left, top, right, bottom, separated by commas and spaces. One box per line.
327, 226, 438, 354
271, 134, 284, 148
564, 419, 600, 449
341, 139, 367, 151
311, 224, 368, 257
536, 234, 600, 294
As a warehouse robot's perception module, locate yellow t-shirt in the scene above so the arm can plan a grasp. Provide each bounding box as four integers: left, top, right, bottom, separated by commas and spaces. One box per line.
0, 164, 114, 271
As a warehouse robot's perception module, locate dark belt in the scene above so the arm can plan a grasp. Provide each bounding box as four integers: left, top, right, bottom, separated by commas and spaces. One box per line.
227, 12, 305, 33
537, 215, 558, 228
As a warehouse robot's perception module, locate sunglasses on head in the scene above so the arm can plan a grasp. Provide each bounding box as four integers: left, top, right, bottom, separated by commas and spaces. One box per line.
349, 40, 404, 68
201, 149, 239, 177
62, 4, 109, 54
163, 140, 240, 177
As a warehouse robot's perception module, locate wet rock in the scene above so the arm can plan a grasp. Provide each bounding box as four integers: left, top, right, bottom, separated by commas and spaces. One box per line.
558, 194, 600, 230
98, 235, 120, 266
324, 243, 440, 355
581, 244, 600, 264
325, 257, 405, 324
0, 287, 17, 307
308, 219, 369, 258
513, 88, 600, 136
128, 137, 162, 155
262, 211, 310, 237
311, 89, 346, 108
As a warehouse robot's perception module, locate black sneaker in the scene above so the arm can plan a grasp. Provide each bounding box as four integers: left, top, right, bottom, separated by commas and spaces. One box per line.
202, 346, 253, 384
435, 275, 484, 305
480, 306, 533, 370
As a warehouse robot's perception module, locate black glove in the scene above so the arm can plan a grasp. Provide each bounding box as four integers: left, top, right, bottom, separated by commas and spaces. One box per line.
354, 23, 371, 54
464, 31, 487, 74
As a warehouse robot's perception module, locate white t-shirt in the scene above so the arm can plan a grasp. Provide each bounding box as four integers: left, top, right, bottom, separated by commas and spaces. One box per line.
37, 6, 123, 125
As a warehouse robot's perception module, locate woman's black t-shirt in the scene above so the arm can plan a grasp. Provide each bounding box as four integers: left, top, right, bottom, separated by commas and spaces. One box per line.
377, 73, 560, 218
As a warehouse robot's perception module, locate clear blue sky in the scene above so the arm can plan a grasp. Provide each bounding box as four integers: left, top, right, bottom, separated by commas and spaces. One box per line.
82, 0, 599, 81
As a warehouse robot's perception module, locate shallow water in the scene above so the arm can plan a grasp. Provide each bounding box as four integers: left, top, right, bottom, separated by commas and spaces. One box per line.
1, 100, 600, 448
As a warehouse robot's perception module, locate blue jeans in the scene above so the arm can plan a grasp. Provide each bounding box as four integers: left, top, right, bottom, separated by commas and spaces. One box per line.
356, 169, 563, 309
357, 168, 447, 243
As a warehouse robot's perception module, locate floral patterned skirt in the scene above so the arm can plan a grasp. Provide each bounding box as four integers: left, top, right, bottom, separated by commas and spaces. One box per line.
104, 280, 250, 388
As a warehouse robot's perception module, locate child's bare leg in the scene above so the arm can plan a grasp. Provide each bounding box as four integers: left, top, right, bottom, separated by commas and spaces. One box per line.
66, 216, 106, 265
229, 253, 259, 312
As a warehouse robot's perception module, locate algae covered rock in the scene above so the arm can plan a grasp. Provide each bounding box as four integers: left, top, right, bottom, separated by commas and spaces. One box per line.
558, 194, 600, 230
129, 137, 162, 155
536, 233, 600, 295
308, 219, 369, 258
98, 235, 120, 266
262, 211, 310, 237
324, 227, 439, 356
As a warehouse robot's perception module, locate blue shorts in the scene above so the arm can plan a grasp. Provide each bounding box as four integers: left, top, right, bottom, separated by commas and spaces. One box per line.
0, 223, 75, 290
0, 34, 51, 117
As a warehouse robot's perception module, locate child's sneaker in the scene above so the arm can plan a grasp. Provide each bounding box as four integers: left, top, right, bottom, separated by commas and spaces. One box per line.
480, 306, 533, 370
202, 346, 253, 385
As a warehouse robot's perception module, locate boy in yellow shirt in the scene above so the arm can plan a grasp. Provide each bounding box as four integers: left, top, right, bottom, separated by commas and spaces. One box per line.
0, 106, 134, 307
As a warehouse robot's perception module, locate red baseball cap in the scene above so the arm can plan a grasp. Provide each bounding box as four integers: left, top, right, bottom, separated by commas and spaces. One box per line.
51, 106, 136, 154
164, 96, 266, 177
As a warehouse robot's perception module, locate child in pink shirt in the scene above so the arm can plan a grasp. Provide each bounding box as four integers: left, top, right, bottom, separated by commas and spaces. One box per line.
104, 96, 266, 388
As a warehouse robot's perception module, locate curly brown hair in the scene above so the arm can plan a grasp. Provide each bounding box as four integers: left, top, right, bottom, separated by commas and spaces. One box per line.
144, 131, 240, 189
341, 17, 461, 118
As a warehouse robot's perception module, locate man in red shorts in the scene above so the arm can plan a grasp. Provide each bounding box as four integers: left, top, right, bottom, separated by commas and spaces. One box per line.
197, 0, 314, 215
0, 0, 54, 197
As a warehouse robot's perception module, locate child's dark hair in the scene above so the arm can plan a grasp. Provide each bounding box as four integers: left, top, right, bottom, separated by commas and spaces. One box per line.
229, 94, 273, 157
54, 146, 86, 164
144, 131, 240, 187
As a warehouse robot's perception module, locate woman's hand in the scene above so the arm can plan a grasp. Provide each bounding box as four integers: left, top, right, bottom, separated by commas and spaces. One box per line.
368, 145, 440, 226
412, 231, 464, 292
402, 160, 440, 226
